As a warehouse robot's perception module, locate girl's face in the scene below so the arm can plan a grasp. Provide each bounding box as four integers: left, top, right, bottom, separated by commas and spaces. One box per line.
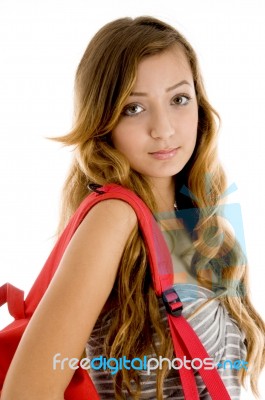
112, 47, 198, 186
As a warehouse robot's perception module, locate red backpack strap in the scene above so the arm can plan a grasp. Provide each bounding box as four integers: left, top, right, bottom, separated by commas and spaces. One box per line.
144, 217, 231, 397
168, 315, 231, 399
24, 183, 170, 312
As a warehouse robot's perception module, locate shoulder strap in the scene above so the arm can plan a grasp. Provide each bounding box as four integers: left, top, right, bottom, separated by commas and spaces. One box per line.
2, 183, 231, 399
24, 183, 171, 313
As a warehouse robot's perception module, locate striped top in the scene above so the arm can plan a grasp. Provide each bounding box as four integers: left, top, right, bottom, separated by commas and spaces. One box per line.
86, 211, 247, 399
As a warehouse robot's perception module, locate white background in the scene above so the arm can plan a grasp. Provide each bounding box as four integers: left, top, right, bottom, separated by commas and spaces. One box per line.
0, 0, 264, 398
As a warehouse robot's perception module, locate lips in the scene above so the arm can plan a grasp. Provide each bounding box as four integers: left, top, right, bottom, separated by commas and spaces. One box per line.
150, 148, 176, 154
149, 147, 180, 160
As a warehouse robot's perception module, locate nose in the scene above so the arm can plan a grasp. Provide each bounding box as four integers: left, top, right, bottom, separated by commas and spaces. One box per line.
149, 108, 175, 140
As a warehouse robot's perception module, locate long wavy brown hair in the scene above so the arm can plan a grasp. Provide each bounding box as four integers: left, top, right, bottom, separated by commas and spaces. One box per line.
52, 16, 265, 399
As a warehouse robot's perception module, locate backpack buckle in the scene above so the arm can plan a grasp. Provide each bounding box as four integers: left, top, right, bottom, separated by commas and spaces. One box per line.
162, 287, 183, 317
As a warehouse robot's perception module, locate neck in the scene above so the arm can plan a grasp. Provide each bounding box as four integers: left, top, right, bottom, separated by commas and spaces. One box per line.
150, 177, 176, 213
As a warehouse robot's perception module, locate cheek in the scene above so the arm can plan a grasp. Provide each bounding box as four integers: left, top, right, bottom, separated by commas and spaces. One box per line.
112, 126, 134, 154
177, 112, 198, 142
112, 121, 144, 152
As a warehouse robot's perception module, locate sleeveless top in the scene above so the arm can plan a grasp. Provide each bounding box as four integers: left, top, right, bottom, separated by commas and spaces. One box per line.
86, 210, 247, 399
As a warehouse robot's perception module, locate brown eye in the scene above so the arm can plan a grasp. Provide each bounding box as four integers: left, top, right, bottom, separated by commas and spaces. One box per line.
172, 95, 191, 106
122, 103, 144, 117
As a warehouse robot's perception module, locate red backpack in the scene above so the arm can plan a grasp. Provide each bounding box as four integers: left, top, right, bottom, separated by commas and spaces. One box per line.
0, 183, 231, 399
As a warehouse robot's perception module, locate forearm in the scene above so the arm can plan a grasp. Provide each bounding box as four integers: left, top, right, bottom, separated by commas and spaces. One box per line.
1, 383, 64, 400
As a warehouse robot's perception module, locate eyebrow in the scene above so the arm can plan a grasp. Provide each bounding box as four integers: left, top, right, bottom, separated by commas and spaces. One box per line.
130, 80, 192, 97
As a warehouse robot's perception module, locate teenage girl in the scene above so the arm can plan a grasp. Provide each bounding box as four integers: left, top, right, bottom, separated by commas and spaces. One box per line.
2, 16, 264, 400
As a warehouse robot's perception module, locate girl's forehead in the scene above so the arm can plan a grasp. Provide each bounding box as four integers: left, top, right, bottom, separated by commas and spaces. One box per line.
133, 48, 194, 90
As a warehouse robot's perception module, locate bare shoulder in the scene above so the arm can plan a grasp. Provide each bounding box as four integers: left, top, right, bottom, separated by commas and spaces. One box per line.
90, 197, 137, 220
79, 198, 138, 235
